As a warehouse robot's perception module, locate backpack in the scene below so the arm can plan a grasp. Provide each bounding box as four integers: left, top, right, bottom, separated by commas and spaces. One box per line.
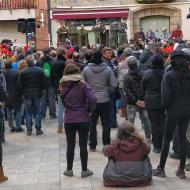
43, 62, 51, 78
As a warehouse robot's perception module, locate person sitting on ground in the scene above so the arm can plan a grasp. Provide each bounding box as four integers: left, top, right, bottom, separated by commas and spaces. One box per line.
103, 121, 152, 187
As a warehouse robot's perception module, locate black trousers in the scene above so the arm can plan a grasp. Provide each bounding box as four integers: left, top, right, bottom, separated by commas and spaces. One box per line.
89, 102, 111, 149
109, 91, 118, 128
160, 115, 190, 170
0, 116, 3, 167
65, 122, 89, 171
172, 126, 190, 158
147, 109, 165, 150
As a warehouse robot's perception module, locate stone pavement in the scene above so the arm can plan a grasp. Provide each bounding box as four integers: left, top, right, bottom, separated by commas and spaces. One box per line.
0, 116, 190, 190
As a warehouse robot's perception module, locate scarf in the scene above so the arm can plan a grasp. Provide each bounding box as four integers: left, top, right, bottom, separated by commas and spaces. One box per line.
59, 74, 84, 85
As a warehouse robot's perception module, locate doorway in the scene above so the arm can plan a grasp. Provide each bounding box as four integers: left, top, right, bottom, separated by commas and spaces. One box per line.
140, 15, 170, 37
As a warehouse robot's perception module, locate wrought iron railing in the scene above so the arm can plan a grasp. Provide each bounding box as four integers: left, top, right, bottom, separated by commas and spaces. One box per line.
0, 0, 35, 10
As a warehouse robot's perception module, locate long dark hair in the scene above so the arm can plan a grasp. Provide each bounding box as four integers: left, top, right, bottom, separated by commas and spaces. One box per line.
171, 55, 190, 80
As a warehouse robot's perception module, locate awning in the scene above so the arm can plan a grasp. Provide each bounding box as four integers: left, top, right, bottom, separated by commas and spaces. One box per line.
53, 9, 129, 20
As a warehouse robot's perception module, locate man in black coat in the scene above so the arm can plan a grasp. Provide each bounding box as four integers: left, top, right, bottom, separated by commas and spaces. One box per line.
103, 48, 118, 128
36, 48, 56, 119
141, 53, 165, 153
51, 48, 66, 133
18, 55, 45, 136
0, 72, 8, 182
3, 60, 24, 132
124, 56, 151, 141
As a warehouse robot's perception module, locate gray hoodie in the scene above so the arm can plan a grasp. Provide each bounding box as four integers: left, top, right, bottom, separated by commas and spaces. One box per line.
82, 62, 118, 103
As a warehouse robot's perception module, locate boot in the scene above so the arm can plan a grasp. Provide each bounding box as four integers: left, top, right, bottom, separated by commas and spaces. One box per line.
57, 128, 64, 134
0, 167, 8, 183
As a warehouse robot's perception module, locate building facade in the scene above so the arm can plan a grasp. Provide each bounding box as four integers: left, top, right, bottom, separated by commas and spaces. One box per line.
51, 0, 190, 47
0, 0, 35, 46
0, 0, 50, 50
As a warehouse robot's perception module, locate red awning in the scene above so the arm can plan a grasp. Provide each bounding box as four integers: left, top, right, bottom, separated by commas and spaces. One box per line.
53, 9, 129, 20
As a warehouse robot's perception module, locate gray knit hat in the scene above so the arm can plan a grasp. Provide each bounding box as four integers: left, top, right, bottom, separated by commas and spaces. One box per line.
126, 56, 137, 66
123, 48, 133, 57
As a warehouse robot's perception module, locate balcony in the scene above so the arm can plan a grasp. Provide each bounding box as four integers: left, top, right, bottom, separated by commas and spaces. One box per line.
0, 0, 36, 10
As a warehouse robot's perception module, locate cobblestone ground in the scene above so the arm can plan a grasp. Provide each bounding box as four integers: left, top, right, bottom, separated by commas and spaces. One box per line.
0, 115, 190, 190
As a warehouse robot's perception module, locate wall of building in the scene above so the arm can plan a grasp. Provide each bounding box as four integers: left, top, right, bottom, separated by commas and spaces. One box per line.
51, 0, 190, 47
0, 9, 35, 21
0, 21, 26, 46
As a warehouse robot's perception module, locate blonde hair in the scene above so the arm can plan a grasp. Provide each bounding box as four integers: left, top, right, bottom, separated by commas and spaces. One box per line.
117, 121, 146, 144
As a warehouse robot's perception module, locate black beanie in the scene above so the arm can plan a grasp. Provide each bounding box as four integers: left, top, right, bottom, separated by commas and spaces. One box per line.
152, 53, 164, 66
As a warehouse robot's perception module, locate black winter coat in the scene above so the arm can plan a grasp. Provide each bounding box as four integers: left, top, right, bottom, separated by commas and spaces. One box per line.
18, 65, 45, 100
124, 69, 143, 105
51, 55, 66, 94
36, 55, 53, 88
161, 68, 190, 116
3, 69, 23, 109
141, 65, 164, 109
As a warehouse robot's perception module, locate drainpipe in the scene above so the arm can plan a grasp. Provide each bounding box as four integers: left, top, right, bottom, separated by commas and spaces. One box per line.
47, 0, 52, 46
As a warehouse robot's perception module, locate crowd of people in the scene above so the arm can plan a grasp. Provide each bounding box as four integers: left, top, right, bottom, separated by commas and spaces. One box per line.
0, 27, 190, 187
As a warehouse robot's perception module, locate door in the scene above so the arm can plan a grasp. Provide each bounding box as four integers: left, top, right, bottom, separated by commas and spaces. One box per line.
140, 16, 170, 38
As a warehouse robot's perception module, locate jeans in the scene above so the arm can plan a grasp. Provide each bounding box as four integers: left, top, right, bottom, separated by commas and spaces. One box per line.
147, 109, 165, 150
7, 107, 21, 129
0, 116, 3, 167
90, 102, 111, 149
127, 105, 151, 139
160, 115, 190, 170
40, 87, 56, 118
25, 98, 41, 131
58, 94, 64, 128
65, 122, 89, 171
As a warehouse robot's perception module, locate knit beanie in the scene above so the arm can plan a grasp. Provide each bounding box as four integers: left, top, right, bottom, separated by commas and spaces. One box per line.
152, 53, 164, 66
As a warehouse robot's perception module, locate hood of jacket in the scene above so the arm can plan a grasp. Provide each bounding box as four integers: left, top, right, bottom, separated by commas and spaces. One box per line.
88, 62, 107, 73
139, 50, 153, 63
118, 138, 142, 153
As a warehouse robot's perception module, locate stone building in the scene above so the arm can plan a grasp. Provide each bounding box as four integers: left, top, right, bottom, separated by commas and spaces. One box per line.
51, 0, 190, 47
0, 0, 50, 49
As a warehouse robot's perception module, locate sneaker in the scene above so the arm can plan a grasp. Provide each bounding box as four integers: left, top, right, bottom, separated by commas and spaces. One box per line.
89, 148, 96, 152
153, 148, 161, 154
81, 169, 93, 178
147, 138, 152, 144
169, 151, 180, 159
10, 127, 16, 133
185, 163, 190, 171
16, 127, 25, 133
153, 166, 166, 177
36, 130, 44, 135
176, 168, 186, 179
63, 170, 73, 177
27, 131, 32, 136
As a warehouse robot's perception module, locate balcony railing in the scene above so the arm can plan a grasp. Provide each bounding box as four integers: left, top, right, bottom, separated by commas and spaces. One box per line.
0, 0, 35, 10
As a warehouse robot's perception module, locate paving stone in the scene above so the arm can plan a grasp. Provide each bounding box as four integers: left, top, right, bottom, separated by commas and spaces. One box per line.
0, 116, 189, 190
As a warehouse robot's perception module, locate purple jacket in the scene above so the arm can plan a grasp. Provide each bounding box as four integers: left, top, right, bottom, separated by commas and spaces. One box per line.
60, 81, 97, 123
